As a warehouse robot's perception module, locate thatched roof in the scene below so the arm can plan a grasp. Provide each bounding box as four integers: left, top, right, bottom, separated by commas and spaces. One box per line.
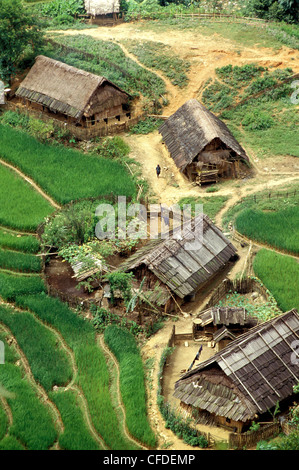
159, 99, 249, 171
175, 309, 299, 422
119, 214, 237, 299
16, 55, 129, 120
85, 0, 120, 15
194, 307, 257, 328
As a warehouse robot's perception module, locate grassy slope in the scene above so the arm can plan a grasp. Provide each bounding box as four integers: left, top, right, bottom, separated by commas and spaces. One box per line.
0, 163, 53, 231
253, 249, 299, 312
0, 125, 137, 205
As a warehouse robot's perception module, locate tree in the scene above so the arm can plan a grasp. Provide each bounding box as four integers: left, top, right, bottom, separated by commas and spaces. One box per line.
0, 0, 44, 82
246, 0, 299, 23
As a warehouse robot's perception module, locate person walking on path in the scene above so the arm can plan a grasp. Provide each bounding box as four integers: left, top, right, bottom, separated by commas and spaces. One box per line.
156, 164, 161, 178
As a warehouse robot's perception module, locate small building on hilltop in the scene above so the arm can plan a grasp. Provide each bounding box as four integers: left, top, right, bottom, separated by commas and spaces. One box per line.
119, 214, 237, 312
174, 309, 299, 433
84, 0, 123, 25
159, 99, 250, 185
15, 55, 134, 138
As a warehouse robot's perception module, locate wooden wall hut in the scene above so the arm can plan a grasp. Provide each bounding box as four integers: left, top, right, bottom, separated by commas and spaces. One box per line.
84, 0, 122, 25
174, 309, 299, 433
119, 214, 237, 312
193, 306, 258, 348
159, 99, 250, 185
15, 55, 132, 138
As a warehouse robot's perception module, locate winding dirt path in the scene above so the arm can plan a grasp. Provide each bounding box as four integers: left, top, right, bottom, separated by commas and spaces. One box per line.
0, 296, 107, 450
98, 335, 147, 450
0, 396, 13, 432
0, 322, 65, 439
0, 159, 60, 209
55, 22, 299, 116
115, 41, 178, 100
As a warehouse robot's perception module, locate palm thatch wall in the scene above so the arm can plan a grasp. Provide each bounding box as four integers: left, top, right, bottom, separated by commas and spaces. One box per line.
159, 99, 249, 183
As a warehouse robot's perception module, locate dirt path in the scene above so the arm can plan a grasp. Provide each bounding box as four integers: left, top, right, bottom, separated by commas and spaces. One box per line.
125, 129, 299, 209
56, 23, 299, 116
0, 296, 107, 450
115, 41, 178, 100
0, 395, 13, 431
142, 318, 200, 450
0, 321, 65, 439
98, 335, 148, 450
0, 159, 60, 209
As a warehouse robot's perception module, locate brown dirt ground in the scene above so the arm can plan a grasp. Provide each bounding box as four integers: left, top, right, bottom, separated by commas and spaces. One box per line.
53, 23, 299, 449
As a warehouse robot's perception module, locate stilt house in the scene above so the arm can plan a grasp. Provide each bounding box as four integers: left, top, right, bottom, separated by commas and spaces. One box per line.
159, 99, 249, 185
84, 0, 122, 24
15, 55, 132, 138
174, 309, 299, 433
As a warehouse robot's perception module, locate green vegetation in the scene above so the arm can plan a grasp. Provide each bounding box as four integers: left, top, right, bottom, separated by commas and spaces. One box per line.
0, 248, 41, 273
0, 435, 25, 450
0, 125, 137, 205
121, 39, 190, 87
0, 0, 43, 81
223, 186, 299, 253
129, 117, 164, 135
46, 34, 167, 109
236, 206, 299, 254
216, 285, 281, 321
0, 110, 75, 144
0, 402, 8, 441
253, 249, 299, 312
0, 338, 57, 450
202, 64, 299, 158
104, 325, 157, 448
15, 293, 140, 449
245, 0, 299, 23
141, 17, 299, 50
50, 390, 102, 450
0, 228, 40, 253
0, 163, 53, 232
178, 195, 229, 221
0, 272, 46, 301
105, 272, 134, 307
0, 305, 72, 392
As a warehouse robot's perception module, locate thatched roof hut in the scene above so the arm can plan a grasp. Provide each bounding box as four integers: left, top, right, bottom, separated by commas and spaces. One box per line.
15, 55, 129, 122
159, 99, 249, 184
119, 214, 237, 301
84, 0, 120, 16
174, 309, 299, 431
